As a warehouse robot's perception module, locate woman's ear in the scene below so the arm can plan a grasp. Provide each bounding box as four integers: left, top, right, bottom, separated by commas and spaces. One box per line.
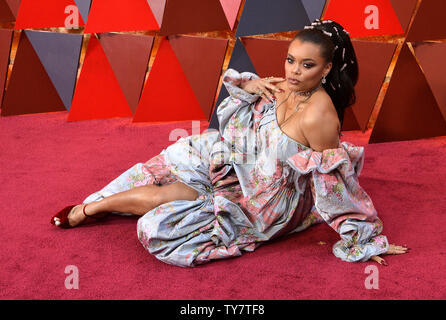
324, 62, 333, 77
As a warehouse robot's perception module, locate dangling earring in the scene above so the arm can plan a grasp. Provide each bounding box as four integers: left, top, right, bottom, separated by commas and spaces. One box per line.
322, 76, 326, 84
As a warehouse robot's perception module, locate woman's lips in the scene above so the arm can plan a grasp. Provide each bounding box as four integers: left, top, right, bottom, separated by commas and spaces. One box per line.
288, 78, 300, 85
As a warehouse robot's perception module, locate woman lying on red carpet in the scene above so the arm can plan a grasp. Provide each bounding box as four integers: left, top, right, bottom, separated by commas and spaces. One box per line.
51, 19, 408, 267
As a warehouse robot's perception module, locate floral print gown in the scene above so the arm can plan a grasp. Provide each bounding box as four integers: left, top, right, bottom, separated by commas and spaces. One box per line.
82, 68, 389, 267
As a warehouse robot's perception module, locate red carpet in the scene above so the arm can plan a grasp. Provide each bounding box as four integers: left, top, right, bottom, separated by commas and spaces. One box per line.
1, 111, 446, 299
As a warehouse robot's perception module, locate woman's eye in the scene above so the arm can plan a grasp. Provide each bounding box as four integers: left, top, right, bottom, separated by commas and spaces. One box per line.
286, 58, 294, 64
304, 63, 314, 68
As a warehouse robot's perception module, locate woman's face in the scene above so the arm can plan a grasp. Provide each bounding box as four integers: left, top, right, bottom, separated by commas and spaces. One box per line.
284, 38, 332, 92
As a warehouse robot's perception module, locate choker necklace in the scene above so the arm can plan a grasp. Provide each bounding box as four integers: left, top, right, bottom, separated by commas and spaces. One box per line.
277, 82, 323, 129
293, 82, 323, 97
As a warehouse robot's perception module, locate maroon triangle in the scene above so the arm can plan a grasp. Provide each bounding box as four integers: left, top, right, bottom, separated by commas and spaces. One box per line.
406, 0, 446, 41
390, 0, 418, 34
351, 40, 397, 132
369, 43, 446, 143
98, 33, 154, 114
160, 0, 230, 35
242, 37, 290, 78
341, 107, 361, 131
0, 0, 15, 22
413, 42, 446, 122
0, 29, 12, 110
1, 32, 65, 116
169, 35, 228, 120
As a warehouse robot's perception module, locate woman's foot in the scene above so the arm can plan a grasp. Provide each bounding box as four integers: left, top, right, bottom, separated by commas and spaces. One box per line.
53, 204, 89, 228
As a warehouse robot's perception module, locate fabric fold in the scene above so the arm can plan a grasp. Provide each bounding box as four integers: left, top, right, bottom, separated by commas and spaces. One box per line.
286, 141, 365, 177
217, 68, 260, 138
286, 142, 389, 262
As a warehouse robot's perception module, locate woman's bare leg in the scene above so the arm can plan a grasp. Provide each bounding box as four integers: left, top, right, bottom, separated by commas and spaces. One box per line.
54, 182, 199, 227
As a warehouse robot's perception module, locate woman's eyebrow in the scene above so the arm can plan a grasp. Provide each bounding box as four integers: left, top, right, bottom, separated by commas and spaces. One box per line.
287, 54, 315, 62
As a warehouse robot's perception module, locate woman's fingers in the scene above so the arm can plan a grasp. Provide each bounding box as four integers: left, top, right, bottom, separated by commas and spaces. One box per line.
259, 91, 272, 102
387, 244, 410, 255
256, 79, 285, 101
370, 255, 388, 266
265, 77, 286, 83
369, 244, 409, 266
257, 84, 276, 101
250, 77, 286, 101
255, 86, 272, 102
263, 81, 284, 94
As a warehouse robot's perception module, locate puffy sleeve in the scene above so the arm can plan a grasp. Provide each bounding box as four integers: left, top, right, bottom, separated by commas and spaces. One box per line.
217, 68, 260, 137
286, 141, 389, 262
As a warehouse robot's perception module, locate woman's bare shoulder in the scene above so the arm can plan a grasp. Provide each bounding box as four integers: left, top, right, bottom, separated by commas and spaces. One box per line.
302, 91, 339, 126
300, 91, 340, 151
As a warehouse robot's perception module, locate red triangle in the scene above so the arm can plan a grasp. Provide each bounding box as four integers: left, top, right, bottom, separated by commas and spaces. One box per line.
169, 35, 228, 120
98, 33, 154, 114
68, 36, 132, 121
84, 0, 159, 33
15, 0, 85, 29
369, 44, 446, 143
323, 0, 404, 37
1, 31, 65, 116
133, 37, 206, 123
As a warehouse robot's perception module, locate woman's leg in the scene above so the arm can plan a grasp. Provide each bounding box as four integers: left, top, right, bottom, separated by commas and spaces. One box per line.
55, 182, 199, 227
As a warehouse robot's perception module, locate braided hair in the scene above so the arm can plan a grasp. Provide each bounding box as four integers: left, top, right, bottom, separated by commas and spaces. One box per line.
291, 19, 359, 127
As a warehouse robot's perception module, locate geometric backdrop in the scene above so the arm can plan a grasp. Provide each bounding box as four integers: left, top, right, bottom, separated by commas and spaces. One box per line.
2, 31, 79, 116
1, 0, 446, 144
413, 42, 446, 120
68, 34, 133, 121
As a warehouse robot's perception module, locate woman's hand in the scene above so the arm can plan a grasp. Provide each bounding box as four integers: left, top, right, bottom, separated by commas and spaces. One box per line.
240, 76, 286, 102
370, 244, 409, 266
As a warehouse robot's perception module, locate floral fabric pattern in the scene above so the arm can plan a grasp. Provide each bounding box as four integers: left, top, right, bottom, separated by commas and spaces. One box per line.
82, 68, 388, 267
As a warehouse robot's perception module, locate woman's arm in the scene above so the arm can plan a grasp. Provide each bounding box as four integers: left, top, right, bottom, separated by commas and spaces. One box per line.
292, 108, 408, 264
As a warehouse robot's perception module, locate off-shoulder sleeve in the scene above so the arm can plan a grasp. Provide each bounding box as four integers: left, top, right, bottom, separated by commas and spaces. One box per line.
286, 142, 389, 262
217, 68, 260, 136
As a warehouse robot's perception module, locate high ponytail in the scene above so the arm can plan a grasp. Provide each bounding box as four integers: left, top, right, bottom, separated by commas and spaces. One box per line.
291, 19, 359, 127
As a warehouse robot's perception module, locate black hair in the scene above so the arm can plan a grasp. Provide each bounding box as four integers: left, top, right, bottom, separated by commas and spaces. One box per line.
291, 19, 359, 127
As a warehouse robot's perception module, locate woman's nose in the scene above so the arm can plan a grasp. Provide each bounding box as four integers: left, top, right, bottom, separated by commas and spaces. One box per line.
292, 66, 301, 75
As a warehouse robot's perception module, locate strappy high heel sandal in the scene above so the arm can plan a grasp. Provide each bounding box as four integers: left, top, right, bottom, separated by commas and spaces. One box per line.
50, 203, 109, 228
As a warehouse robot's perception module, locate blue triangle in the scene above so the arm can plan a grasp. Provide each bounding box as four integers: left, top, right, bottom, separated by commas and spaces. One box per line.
74, 0, 92, 24
25, 31, 82, 110
208, 38, 257, 130
301, 0, 325, 22
236, 0, 310, 37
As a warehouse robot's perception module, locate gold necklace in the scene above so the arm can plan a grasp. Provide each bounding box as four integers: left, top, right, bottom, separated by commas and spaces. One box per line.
277, 83, 322, 128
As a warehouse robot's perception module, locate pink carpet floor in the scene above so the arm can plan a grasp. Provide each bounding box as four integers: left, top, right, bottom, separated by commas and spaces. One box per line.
1, 111, 446, 300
